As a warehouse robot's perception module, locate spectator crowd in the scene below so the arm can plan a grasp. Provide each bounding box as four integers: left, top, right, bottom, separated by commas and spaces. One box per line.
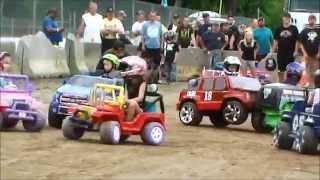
41, 1, 320, 86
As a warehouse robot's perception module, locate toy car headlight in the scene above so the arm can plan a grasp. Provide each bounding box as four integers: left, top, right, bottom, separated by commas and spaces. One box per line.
147, 84, 158, 93
305, 117, 314, 123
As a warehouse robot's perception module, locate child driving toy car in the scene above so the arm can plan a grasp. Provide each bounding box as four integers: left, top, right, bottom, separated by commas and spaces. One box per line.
308, 69, 320, 111
284, 61, 304, 86
223, 56, 241, 76
101, 53, 122, 79
0, 51, 11, 74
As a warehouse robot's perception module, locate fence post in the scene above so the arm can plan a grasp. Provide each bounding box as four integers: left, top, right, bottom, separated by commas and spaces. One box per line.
10, 17, 14, 37
60, 0, 64, 28
113, 0, 116, 10
0, 0, 3, 38
32, 0, 37, 34
73, 11, 76, 34
132, 0, 135, 27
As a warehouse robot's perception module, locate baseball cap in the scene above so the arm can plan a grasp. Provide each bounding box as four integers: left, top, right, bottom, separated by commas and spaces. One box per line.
202, 13, 209, 18
106, 7, 113, 12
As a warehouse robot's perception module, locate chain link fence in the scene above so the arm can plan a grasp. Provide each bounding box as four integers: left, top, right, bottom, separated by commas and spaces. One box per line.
0, 0, 250, 37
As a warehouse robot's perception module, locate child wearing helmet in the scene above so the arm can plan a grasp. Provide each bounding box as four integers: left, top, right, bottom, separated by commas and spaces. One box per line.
284, 61, 304, 86
163, 30, 179, 84
307, 69, 320, 111
101, 53, 121, 78
223, 56, 241, 76
0, 51, 11, 74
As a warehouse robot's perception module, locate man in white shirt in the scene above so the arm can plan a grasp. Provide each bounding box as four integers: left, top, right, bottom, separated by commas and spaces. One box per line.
131, 10, 145, 47
76, 2, 103, 43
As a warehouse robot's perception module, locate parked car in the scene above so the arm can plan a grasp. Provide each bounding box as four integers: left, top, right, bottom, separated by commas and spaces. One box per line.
177, 70, 261, 127
48, 75, 121, 129
0, 74, 45, 132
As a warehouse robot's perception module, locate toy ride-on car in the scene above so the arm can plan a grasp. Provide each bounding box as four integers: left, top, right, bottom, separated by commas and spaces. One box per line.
62, 81, 166, 145
48, 75, 121, 129
274, 101, 320, 154
252, 83, 306, 133
0, 74, 45, 132
177, 70, 261, 127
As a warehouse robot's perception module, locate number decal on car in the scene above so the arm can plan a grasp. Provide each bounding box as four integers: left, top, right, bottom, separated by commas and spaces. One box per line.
187, 91, 196, 97
204, 91, 212, 101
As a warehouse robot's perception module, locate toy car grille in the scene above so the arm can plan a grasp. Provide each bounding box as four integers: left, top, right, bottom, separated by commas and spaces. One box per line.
60, 95, 88, 106
14, 103, 30, 110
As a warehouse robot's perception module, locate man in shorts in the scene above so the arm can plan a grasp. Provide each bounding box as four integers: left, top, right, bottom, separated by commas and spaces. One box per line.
273, 13, 299, 82
299, 14, 320, 87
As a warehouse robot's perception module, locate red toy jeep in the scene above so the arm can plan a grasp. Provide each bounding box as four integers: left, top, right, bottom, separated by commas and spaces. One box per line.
177, 70, 261, 127
63, 83, 166, 146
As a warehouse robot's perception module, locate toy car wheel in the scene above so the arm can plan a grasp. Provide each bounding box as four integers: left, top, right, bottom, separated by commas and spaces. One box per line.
273, 122, 293, 150
100, 121, 121, 144
48, 103, 65, 129
251, 110, 273, 133
1, 112, 18, 129
141, 122, 165, 146
179, 102, 202, 126
22, 111, 46, 132
62, 117, 85, 140
209, 113, 229, 127
297, 126, 318, 154
222, 100, 248, 125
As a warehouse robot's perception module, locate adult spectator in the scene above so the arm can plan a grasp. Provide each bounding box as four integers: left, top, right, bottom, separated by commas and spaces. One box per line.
76, 1, 103, 43
141, 11, 163, 76
200, 22, 226, 69
131, 10, 146, 47
42, 8, 64, 45
245, 18, 258, 33
191, 20, 201, 47
253, 17, 273, 61
168, 14, 180, 32
176, 17, 193, 48
96, 40, 130, 72
116, 10, 131, 45
197, 13, 212, 48
273, 13, 299, 82
299, 14, 320, 87
100, 7, 124, 55
225, 16, 240, 51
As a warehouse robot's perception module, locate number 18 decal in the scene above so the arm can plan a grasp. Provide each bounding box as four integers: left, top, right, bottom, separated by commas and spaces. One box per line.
204, 91, 212, 101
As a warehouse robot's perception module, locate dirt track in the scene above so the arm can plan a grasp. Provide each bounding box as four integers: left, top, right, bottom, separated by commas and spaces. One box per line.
1, 79, 319, 180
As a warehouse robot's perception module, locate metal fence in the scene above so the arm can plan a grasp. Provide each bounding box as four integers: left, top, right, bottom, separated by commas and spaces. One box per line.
0, 0, 251, 37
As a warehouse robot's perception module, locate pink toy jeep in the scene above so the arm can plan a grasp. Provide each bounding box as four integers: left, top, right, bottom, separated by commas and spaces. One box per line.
0, 74, 45, 132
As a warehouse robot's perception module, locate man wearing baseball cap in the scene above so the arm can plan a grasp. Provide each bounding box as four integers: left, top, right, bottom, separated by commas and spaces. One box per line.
273, 12, 299, 82
299, 14, 320, 87
197, 12, 212, 48
100, 7, 125, 55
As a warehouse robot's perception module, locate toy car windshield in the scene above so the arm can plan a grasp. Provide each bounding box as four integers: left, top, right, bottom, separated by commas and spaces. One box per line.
0, 75, 29, 92
67, 75, 124, 87
228, 76, 261, 92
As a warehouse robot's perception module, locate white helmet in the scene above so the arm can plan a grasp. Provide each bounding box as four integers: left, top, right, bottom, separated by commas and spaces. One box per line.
223, 56, 241, 76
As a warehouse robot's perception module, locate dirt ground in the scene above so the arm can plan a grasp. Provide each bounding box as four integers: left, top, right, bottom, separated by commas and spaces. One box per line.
1, 79, 319, 180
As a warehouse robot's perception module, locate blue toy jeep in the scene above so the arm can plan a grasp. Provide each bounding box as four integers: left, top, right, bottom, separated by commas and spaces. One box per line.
273, 100, 320, 154
48, 75, 122, 129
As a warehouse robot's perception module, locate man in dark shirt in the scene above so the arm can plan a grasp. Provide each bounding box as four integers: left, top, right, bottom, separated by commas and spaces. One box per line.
300, 14, 320, 87
201, 23, 226, 69
177, 17, 193, 48
196, 13, 212, 48
273, 13, 299, 82
225, 16, 240, 51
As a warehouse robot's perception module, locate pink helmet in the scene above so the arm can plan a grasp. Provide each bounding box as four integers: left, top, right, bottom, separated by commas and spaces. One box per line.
120, 56, 147, 76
